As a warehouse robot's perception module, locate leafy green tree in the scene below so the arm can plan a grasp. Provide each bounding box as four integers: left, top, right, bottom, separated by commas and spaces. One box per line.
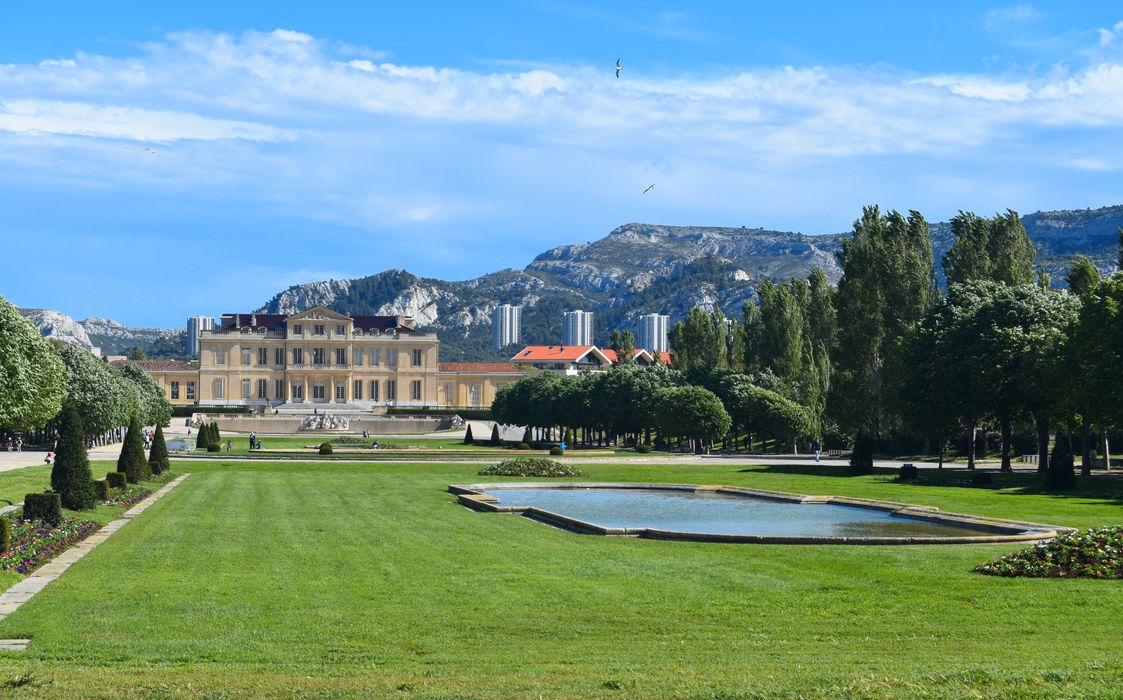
654, 386, 731, 454
670, 307, 732, 370
117, 412, 149, 483
52, 342, 134, 438
830, 206, 935, 472
806, 267, 836, 349
756, 280, 804, 382
1066, 255, 1101, 296
608, 329, 636, 366
50, 401, 97, 509
149, 424, 170, 475
1068, 274, 1123, 471
943, 210, 1035, 286
718, 374, 811, 452
118, 362, 172, 427
128, 346, 147, 361
0, 296, 68, 432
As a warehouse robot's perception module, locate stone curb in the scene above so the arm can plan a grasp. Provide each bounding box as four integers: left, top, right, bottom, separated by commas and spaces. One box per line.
0, 474, 192, 631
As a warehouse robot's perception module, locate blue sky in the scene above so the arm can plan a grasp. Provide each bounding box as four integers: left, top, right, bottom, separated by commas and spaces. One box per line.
2, 1, 1123, 326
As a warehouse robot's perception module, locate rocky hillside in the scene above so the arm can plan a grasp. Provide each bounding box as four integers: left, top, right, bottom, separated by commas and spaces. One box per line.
20, 309, 185, 357
257, 206, 1123, 361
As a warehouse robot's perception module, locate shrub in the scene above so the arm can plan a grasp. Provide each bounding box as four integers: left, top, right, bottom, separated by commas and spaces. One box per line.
899, 464, 919, 482
516, 442, 531, 450
976, 526, 1123, 579
106, 472, 127, 490
318, 442, 333, 455
490, 424, 501, 447
211, 422, 222, 447
50, 401, 97, 510
478, 458, 586, 477
207, 443, 221, 453
23, 492, 63, 526
149, 424, 170, 475
94, 479, 111, 501
636, 444, 653, 454
971, 471, 993, 486
464, 424, 474, 445
521, 427, 533, 445
0, 517, 9, 553
549, 446, 564, 456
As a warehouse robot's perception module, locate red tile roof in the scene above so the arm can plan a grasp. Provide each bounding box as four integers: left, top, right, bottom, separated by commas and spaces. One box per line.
600, 348, 650, 363
511, 345, 603, 362
438, 362, 523, 373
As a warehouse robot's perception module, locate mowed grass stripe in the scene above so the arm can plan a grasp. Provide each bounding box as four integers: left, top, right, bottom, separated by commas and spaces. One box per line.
0, 461, 1116, 697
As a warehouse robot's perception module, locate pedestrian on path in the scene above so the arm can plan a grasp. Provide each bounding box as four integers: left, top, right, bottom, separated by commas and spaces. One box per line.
14, 438, 21, 453
225, 440, 232, 454
813, 439, 821, 463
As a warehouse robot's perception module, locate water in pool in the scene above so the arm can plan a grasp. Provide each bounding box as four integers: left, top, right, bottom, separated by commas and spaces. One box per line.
483, 487, 989, 538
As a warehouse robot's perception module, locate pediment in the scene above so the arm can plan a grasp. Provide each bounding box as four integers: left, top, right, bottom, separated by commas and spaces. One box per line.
285, 306, 351, 322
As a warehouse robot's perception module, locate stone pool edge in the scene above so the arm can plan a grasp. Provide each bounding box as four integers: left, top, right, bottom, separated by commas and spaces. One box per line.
448, 482, 1074, 545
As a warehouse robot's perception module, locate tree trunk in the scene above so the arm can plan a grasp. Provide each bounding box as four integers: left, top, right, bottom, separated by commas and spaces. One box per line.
1000, 414, 1012, 472
1035, 411, 1049, 474
1103, 430, 1112, 471
1080, 419, 1092, 477
938, 437, 945, 470
966, 420, 977, 470
979, 429, 989, 459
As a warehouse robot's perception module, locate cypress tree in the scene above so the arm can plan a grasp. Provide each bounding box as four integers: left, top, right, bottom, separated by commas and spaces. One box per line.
117, 413, 148, 483
51, 401, 97, 510
489, 423, 501, 446
521, 426, 533, 445
149, 424, 170, 475
464, 423, 475, 444
211, 421, 221, 446
194, 422, 209, 451
1045, 434, 1076, 491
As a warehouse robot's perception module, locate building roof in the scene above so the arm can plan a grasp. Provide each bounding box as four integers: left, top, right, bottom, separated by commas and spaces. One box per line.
216, 310, 414, 333
438, 362, 523, 374
600, 348, 651, 364
112, 359, 197, 372
511, 345, 604, 362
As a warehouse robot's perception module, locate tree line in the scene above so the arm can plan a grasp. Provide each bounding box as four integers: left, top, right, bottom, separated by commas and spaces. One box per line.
494, 206, 1123, 489
0, 295, 172, 446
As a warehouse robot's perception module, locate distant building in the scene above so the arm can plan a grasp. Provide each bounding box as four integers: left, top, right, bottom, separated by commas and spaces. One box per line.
637, 313, 670, 353
491, 304, 522, 349
186, 316, 216, 358
562, 310, 594, 346
511, 345, 670, 375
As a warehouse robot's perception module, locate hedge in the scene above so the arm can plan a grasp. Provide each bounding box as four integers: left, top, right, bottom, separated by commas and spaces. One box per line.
106, 472, 128, 490
24, 492, 63, 525
94, 479, 111, 501
386, 407, 493, 421
478, 458, 586, 477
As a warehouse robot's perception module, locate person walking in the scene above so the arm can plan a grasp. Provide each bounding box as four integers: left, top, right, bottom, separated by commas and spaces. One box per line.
5, 437, 11, 452
225, 440, 232, 454
813, 439, 822, 463
14, 437, 22, 453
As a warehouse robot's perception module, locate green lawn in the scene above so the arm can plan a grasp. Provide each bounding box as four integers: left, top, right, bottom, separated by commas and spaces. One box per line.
0, 459, 1119, 697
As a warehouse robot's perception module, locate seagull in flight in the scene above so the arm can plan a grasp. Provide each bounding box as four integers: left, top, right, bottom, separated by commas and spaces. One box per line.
642, 183, 655, 194
615, 58, 622, 78
145, 148, 157, 155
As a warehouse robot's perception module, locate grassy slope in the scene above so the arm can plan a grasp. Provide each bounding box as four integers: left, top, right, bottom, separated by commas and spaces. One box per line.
0, 459, 1118, 698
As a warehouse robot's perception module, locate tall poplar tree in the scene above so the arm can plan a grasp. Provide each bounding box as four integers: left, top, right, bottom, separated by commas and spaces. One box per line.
943, 209, 1035, 286
830, 206, 935, 472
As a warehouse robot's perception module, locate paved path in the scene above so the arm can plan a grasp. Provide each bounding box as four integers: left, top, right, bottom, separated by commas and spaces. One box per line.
0, 473, 191, 647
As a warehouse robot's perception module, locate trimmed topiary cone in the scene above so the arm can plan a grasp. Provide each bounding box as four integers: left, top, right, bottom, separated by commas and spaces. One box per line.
51, 401, 97, 510
149, 424, 170, 475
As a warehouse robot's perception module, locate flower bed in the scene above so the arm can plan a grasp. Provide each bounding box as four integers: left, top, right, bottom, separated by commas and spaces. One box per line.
109, 488, 153, 509
0, 516, 100, 575
478, 458, 586, 477
975, 526, 1123, 579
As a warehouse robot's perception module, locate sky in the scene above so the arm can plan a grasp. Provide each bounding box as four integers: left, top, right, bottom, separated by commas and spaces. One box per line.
2, 1, 1123, 327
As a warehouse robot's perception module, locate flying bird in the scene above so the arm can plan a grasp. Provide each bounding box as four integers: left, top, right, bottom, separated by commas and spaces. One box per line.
642, 183, 655, 194
145, 148, 157, 155
615, 58, 622, 78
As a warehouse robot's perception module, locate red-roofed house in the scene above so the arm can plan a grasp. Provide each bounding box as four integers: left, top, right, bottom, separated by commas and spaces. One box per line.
510, 345, 612, 374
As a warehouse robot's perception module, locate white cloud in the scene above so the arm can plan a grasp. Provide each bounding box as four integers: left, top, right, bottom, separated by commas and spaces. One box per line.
0, 99, 291, 142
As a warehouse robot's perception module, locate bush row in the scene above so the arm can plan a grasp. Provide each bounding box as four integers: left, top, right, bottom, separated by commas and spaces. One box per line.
478, 458, 586, 477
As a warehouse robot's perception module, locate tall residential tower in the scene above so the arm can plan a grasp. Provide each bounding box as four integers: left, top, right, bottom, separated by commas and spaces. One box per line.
562, 310, 594, 346
638, 313, 670, 353
491, 304, 522, 349
186, 315, 216, 358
